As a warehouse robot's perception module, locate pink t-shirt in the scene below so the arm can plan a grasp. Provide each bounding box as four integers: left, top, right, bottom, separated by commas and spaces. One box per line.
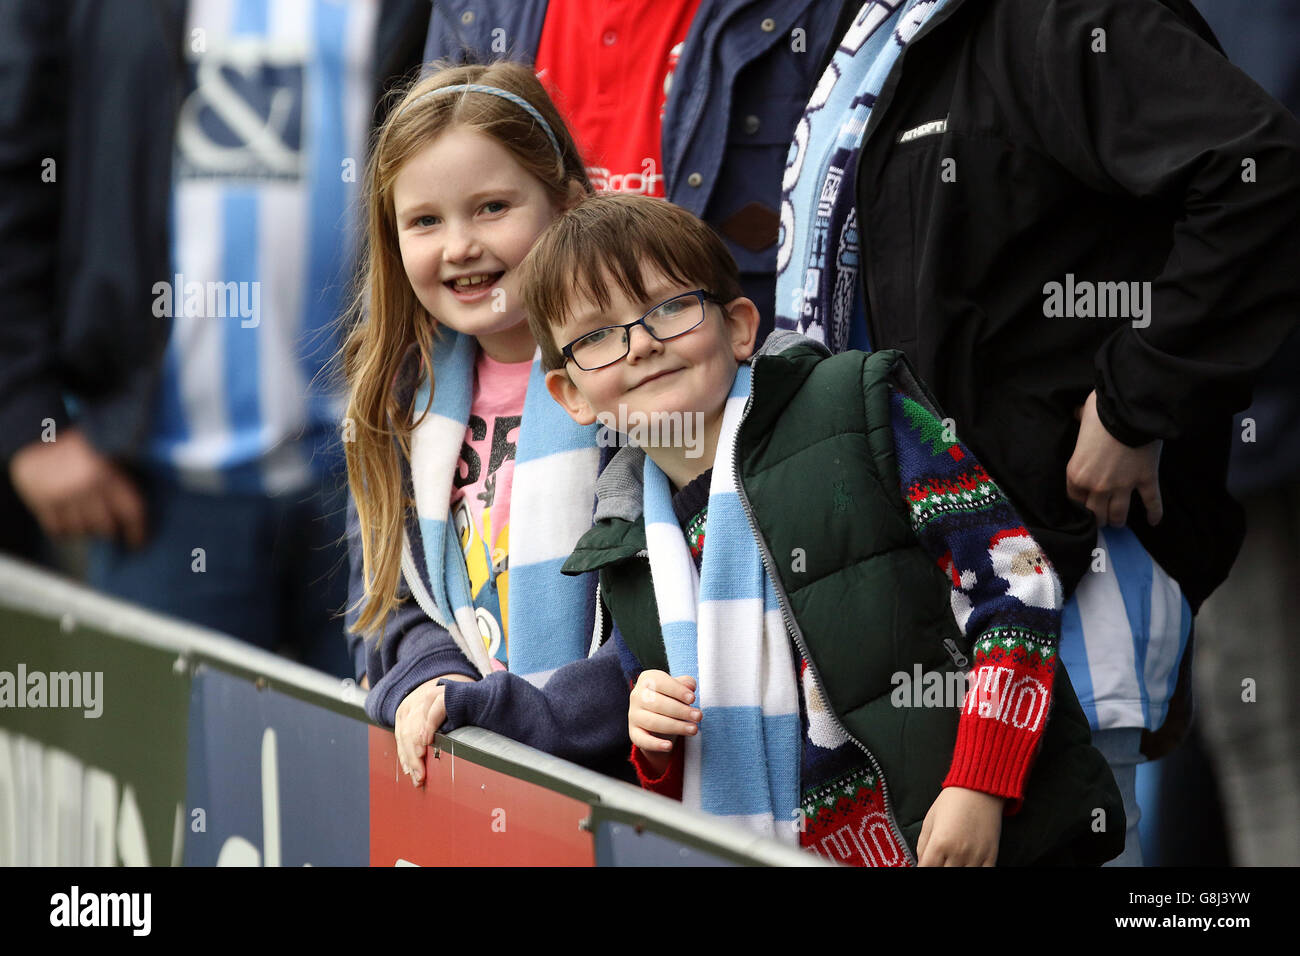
450, 351, 532, 668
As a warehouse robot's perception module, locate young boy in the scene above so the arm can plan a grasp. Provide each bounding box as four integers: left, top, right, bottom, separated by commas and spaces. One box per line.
522, 194, 1123, 867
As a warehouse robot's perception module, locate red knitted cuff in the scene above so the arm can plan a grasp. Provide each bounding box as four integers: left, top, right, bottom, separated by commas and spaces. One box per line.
943, 677, 1056, 815
943, 721, 1040, 815
630, 743, 684, 800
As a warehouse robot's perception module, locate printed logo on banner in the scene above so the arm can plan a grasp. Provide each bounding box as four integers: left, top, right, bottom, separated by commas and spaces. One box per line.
184, 668, 369, 866
0, 728, 182, 866
175, 39, 306, 181
0, 608, 190, 866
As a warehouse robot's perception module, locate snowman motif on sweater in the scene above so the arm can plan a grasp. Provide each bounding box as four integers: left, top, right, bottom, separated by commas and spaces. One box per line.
802, 658, 851, 750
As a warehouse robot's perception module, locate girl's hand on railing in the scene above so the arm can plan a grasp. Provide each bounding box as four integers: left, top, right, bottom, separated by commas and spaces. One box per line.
394, 674, 473, 787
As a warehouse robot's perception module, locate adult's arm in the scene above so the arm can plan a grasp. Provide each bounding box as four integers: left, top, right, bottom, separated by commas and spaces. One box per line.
1033, 0, 1300, 445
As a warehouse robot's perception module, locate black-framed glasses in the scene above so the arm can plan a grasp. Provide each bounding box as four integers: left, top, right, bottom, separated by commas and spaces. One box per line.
561, 290, 719, 371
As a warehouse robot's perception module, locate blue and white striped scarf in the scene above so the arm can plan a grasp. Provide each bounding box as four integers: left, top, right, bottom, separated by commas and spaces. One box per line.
641, 364, 802, 843
775, 0, 950, 350
409, 331, 601, 686
1060, 527, 1193, 733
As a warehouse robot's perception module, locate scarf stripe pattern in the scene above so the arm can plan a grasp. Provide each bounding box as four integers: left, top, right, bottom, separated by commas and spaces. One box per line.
1060, 527, 1192, 732
775, 0, 949, 351
409, 331, 600, 685
641, 364, 801, 843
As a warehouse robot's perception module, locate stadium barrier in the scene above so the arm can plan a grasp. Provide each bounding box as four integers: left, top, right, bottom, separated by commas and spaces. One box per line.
0, 555, 823, 866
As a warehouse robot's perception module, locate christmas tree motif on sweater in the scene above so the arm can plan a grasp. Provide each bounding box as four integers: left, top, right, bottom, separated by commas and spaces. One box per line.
900, 392, 964, 461
896, 394, 1001, 529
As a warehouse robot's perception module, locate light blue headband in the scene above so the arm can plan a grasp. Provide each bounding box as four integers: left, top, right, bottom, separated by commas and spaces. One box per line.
403, 83, 564, 163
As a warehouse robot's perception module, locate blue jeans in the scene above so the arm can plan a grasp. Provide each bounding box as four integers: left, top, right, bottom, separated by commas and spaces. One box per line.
1093, 727, 1146, 866
87, 471, 352, 678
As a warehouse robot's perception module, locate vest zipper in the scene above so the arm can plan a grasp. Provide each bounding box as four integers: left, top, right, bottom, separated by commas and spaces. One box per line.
730, 383, 917, 867
589, 582, 606, 658
400, 529, 498, 677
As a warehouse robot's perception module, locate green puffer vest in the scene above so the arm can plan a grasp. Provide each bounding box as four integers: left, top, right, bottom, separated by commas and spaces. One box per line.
564, 344, 1124, 866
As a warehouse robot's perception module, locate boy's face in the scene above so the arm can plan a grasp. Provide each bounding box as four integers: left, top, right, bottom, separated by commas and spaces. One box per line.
544, 264, 761, 438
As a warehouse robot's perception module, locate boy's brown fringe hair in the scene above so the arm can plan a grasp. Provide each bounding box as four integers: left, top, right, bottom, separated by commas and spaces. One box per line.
519, 194, 745, 373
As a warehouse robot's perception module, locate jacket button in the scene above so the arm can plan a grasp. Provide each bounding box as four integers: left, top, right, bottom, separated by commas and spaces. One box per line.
687, 172, 703, 187
461, 10, 475, 25
744, 115, 760, 135
760, 17, 776, 32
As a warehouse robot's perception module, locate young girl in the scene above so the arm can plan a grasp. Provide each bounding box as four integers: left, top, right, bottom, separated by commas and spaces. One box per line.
341, 62, 630, 786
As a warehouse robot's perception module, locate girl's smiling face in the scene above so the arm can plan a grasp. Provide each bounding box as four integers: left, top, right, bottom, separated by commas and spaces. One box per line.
392, 125, 563, 362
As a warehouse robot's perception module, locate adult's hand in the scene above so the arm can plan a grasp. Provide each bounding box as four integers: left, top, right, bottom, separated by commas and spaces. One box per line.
1065, 391, 1163, 528
8, 427, 147, 547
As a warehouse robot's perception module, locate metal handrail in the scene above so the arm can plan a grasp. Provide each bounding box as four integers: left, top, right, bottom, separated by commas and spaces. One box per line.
0, 554, 824, 866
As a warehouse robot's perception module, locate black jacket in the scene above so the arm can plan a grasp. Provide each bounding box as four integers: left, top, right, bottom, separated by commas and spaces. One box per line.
850, 0, 1300, 608
0, 0, 429, 464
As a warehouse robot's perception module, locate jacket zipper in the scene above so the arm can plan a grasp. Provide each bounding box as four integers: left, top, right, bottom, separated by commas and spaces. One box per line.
730, 377, 917, 866
399, 528, 496, 677
589, 582, 606, 658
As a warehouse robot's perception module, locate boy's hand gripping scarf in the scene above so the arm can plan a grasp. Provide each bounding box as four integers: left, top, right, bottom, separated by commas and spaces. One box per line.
409, 331, 601, 685
641, 363, 802, 844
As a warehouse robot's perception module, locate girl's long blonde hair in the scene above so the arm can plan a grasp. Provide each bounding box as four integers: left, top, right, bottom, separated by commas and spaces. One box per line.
341, 61, 591, 637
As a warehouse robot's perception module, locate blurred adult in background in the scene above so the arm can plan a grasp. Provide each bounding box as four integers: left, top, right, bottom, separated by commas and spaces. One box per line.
0, 0, 430, 676
1157, 0, 1300, 867
774, 0, 1300, 866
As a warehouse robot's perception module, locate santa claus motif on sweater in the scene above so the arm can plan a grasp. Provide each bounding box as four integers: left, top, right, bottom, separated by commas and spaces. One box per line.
988, 528, 1062, 610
